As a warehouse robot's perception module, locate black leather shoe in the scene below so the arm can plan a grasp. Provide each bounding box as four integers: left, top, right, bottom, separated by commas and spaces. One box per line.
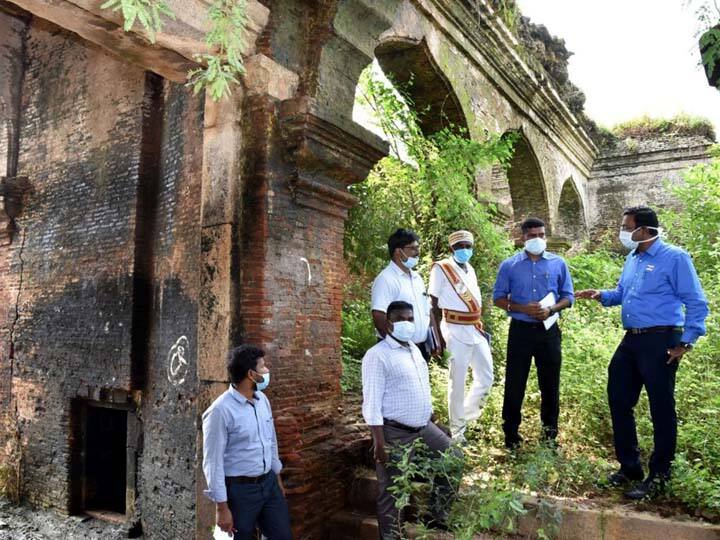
607, 468, 643, 487
624, 476, 667, 500
504, 434, 523, 450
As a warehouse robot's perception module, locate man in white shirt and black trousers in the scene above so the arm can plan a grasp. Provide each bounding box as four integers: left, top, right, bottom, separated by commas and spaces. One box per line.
362, 301, 461, 540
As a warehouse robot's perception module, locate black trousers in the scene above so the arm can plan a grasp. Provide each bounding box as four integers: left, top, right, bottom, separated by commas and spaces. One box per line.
608, 331, 681, 477
502, 318, 562, 443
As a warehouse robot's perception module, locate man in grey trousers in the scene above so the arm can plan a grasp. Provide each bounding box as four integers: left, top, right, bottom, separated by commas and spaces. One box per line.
362, 300, 461, 539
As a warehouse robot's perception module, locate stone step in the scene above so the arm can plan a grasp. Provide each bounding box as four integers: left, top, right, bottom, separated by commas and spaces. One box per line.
343, 469, 720, 540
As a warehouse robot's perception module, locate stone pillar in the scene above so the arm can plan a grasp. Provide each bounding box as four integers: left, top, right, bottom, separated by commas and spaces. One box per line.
237, 93, 386, 538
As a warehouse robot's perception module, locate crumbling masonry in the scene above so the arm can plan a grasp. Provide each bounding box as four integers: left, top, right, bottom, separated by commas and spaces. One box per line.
0, 0, 714, 538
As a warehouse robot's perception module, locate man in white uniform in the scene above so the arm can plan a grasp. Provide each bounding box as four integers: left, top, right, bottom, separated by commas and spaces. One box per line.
429, 230, 493, 441
371, 228, 433, 359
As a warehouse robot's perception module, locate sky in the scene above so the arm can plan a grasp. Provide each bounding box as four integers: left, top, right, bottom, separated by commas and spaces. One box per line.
514, 0, 720, 136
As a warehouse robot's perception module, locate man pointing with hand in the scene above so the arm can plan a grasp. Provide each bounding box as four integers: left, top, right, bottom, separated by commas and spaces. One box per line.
577, 206, 709, 500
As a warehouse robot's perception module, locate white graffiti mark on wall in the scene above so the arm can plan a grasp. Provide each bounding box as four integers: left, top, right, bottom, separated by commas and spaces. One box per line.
300, 257, 312, 285
167, 336, 190, 386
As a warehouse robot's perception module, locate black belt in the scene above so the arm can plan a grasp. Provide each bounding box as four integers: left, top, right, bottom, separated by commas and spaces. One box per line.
225, 471, 270, 485
626, 326, 683, 335
510, 318, 546, 329
383, 418, 425, 433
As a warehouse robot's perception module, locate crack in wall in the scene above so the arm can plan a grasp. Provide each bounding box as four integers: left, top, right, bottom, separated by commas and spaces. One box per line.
8, 226, 26, 501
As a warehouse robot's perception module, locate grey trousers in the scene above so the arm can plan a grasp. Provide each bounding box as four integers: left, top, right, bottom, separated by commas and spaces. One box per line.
375, 422, 459, 540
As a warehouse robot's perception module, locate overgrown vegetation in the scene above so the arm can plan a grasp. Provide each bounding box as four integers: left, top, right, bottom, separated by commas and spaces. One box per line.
611, 114, 716, 141
103, 0, 247, 100
686, 0, 720, 88
344, 68, 720, 536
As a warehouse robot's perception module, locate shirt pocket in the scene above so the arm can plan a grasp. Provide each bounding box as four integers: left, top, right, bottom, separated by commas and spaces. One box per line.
263, 417, 275, 441
638, 264, 668, 294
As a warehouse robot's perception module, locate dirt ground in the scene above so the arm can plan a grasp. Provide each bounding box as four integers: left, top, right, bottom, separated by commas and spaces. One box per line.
0, 498, 138, 540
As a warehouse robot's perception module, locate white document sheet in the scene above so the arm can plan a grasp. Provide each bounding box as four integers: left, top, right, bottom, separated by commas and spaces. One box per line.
539, 292, 559, 330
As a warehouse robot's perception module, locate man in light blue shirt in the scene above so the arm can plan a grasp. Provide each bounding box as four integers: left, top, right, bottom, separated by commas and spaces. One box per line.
493, 217, 575, 449
578, 206, 709, 500
202, 345, 291, 539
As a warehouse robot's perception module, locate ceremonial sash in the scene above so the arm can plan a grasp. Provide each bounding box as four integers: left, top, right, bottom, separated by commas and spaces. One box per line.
434, 259, 484, 333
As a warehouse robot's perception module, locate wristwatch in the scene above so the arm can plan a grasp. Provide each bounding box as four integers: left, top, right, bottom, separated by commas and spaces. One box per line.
548, 306, 556, 315
680, 342, 694, 351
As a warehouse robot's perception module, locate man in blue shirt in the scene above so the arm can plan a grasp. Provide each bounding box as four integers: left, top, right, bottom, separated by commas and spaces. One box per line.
202, 345, 292, 539
577, 206, 709, 499
493, 217, 575, 449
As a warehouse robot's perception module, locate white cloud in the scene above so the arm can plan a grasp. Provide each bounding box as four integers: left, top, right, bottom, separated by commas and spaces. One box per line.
515, 0, 720, 136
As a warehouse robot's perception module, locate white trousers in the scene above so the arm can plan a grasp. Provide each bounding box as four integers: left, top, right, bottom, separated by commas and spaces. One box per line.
447, 335, 493, 439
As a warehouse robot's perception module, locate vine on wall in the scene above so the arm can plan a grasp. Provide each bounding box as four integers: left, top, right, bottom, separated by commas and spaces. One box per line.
102, 0, 247, 100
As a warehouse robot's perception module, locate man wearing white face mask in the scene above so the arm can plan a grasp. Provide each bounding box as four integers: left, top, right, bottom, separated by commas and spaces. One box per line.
429, 230, 493, 442
493, 218, 575, 449
577, 206, 709, 500
202, 345, 291, 539
371, 228, 434, 360
362, 301, 459, 539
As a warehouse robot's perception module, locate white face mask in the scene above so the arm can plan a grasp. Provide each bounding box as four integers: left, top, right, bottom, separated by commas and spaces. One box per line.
524, 237, 547, 256
619, 227, 660, 251
390, 320, 415, 342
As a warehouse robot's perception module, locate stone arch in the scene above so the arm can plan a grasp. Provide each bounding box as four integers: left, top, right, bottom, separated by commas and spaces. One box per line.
374, 37, 469, 136
556, 177, 587, 243
505, 132, 551, 232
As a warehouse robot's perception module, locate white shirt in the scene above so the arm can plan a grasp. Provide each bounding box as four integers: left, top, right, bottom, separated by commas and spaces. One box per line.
371, 262, 430, 344
361, 336, 433, 428
428, 257, 484, 345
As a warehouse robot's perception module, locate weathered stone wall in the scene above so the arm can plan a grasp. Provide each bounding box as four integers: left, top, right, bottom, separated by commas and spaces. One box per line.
8, 18, 146, 508
0, 13, 205, 537
588, 136, 714, 235
137, 79, 204, 539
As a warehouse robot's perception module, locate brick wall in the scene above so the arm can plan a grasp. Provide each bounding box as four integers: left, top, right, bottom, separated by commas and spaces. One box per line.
137, 79, 204, 539
239, 95, 372, 539
9, 18, 146, 508
0, 16, 205, 537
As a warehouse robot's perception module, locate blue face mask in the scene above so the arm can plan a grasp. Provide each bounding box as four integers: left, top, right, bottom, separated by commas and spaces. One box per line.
453, 248, 473, 264
399, 248, 419, 269
390, 320, 416, 342
253, 371, 270, 391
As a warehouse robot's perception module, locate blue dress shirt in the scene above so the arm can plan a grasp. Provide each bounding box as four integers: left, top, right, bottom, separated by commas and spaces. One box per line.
493, 250, 575, 323
202, 386, 282, 503
600, 240, 709, 344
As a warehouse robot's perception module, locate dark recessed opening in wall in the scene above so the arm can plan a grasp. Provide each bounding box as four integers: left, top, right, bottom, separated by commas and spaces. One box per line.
70, 399, 139, 519
86, 406, 127, 512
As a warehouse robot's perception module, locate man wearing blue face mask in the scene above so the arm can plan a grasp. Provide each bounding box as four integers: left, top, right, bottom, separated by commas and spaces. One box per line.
577, 206, 709, 500
362, 301, 459, 539
202, 345, 291, 539
429, 230, 493, 442
371, 229, 435, 360
493, 217, 575, 450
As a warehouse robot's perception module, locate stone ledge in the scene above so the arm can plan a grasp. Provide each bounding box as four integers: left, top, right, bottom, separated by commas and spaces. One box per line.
6, 0, 268, 82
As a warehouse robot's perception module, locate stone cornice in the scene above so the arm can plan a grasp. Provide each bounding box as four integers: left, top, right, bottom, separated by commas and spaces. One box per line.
591, 143, 712, 178
413, 0, 597, 175
279, 96, 388, 218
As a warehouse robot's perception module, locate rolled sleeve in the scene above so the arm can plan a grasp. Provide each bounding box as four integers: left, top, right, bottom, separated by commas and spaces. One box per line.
361, 350, 385, 426
371, 272, 395, 313
558, 260, 575, 305
492, 261, 511, 301
202, 407, 228, 503
674, 253, 709, 343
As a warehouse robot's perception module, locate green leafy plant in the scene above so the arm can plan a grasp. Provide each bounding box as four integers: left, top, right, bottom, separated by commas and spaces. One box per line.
700, 27, 720, 85
104, 0, 248, 100
187, 0, 248, 100
100, 0, 175, 42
